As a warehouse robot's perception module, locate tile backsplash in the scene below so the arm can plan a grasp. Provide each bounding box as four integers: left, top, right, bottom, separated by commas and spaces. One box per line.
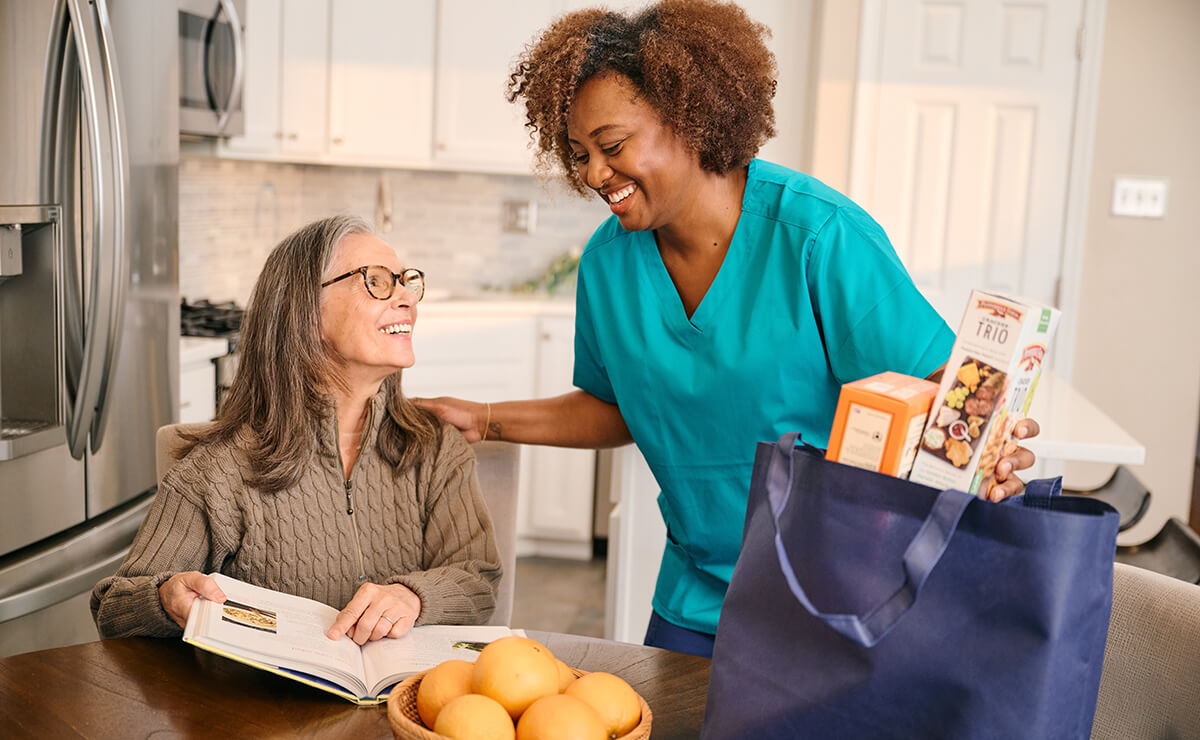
179, 154, 609, 305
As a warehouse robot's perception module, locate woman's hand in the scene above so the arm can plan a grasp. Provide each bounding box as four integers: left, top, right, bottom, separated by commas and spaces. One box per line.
985, 417, 1040, 502
327, 582, 422, 644
158, 571, 226, 629
412, 397, 486, 442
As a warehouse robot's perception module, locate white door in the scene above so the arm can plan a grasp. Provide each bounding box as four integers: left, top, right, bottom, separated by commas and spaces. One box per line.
850, 0, 1085, 324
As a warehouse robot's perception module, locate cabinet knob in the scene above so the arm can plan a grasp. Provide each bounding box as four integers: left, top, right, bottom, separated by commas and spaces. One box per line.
332, 137, 344, 146
437, 141, 447, 151
273, 131, 283, 139
287, 133, 298, 141
541, 332, 552, 341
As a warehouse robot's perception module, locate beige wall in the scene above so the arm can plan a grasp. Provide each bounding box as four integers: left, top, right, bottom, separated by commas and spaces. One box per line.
1072, 0, 1200, 542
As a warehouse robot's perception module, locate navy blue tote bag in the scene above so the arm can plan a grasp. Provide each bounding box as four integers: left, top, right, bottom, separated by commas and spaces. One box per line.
701, 433, 1119, 740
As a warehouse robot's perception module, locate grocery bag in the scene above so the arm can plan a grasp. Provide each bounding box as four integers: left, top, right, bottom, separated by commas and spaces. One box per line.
701, 433, 1119, 740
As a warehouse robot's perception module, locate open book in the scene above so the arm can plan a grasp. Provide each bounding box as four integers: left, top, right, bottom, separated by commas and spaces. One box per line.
182, 573, 513, 705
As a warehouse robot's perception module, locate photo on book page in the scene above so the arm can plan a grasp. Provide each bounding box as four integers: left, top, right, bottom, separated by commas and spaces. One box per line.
220, 600, 279, 634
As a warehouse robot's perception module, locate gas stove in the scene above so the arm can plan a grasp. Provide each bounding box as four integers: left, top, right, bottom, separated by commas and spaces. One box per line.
181, 299, 244, 340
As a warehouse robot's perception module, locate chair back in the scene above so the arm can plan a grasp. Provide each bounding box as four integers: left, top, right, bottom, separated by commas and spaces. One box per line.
1091, 562, 1200, 738
153, 424, 519, 627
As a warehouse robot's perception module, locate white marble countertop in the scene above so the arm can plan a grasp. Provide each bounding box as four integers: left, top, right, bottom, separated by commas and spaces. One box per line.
416, 294, 576, 317
1025, 370, 1146, 467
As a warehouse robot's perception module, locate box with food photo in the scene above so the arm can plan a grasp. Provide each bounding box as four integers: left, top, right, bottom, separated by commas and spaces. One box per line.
909, 290, 1060, 495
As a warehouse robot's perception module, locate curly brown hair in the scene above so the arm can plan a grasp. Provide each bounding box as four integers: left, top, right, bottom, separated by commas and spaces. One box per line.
507, 0, 778, 194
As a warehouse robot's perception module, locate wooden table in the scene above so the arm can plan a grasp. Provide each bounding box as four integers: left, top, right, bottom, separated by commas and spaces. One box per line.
0, 631, 711, 738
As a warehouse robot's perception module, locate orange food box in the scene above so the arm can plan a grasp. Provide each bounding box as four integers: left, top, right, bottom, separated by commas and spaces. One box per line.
825, 372, 939, 478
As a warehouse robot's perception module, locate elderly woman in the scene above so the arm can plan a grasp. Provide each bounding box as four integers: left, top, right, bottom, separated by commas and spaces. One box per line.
93, 215, 500, 644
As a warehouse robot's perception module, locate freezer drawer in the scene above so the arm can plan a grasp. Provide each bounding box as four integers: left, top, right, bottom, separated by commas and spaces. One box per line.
0, 491, 152, 657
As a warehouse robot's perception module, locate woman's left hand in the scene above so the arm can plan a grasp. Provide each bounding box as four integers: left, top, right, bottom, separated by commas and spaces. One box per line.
986, 417, 1040, 502
327, 582, 421, 644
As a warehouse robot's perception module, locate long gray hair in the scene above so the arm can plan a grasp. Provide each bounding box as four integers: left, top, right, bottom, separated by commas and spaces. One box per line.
182, 215, 441, 493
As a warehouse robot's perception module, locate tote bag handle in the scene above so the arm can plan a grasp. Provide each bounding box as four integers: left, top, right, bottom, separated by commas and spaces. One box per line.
767, 432, 975, 647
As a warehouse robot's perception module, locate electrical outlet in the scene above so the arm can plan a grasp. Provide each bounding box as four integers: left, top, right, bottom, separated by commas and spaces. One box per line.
502, 200, 537, 234
1112, 177, 1168, 218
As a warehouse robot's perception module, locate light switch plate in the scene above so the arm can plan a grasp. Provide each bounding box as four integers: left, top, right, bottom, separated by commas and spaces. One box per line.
502, 200, 537, 234
1112, 177, 1168, 218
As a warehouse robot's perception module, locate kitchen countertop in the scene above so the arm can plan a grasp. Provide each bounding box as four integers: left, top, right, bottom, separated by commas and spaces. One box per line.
417, 294, 576, 317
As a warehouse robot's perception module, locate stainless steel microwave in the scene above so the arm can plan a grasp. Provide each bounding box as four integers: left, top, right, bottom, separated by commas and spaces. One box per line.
179, 0, 246, 137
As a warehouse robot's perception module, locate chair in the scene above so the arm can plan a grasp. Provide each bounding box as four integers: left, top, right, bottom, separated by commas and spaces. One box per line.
1091, 562, 1200, 739
1115, 517, 1200, 585
154, 424, 520, 627
1065, 465, 1152, 532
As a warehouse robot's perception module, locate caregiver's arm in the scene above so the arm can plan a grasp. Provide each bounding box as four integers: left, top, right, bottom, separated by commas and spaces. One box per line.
414, 389, 632, 449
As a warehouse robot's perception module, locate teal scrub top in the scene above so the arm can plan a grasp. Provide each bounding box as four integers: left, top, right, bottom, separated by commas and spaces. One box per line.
573, 159, 954, 635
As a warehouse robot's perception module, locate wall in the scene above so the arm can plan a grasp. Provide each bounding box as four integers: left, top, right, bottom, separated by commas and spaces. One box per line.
178, 155, 608, 305
1070, 0, 1200, 542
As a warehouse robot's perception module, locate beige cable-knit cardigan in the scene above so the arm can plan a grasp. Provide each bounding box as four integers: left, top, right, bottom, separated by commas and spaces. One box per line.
91, 390, 501, 638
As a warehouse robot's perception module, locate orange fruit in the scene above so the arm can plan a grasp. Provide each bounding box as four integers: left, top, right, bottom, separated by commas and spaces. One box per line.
565, 671, 642, 738
555, 658, 577, 692
433, 693, 516, 740
416, 659, 475, 729
471, 636, 560, 720
516, 694, 607, 740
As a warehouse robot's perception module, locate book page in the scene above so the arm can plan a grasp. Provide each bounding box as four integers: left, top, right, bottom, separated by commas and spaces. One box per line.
361, 624, 513, 695
185, 573, 367, 692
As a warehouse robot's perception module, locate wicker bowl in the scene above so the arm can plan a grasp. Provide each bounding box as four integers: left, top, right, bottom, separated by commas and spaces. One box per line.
387, 667, 652, 740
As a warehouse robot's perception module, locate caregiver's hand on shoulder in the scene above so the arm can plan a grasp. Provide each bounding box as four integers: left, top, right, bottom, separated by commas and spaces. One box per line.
412, 396, 486, 442
986, 417, 1040, 502
158, 571, 226, 629
327, 582, 421, 644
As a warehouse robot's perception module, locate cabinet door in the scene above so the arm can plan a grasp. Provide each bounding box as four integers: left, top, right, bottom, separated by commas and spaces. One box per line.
278, 0, 330, 157
432, 0, 555, 172
328, 0, 436, 166
523, 315, 596, 556
221, 0, 283, 156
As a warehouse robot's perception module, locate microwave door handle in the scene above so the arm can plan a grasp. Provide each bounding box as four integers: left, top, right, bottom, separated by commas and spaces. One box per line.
87, 0, 131, 452
61, 0, 123, 460
207, 0, 245, 133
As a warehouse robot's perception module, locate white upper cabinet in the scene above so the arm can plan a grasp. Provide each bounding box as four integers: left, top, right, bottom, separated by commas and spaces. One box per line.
432, 0, 555, 173
328, 0, 436, 167
218, 0, 812, 174
278, 0, 331, 157
220, 0, 330, 159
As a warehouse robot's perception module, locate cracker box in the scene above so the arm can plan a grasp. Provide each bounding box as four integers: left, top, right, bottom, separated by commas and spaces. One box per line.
826, 372, 939, 478
908, 290, 1061, 495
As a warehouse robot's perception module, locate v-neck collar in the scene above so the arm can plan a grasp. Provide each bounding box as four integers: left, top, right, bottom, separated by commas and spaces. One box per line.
641, 162, 754, 337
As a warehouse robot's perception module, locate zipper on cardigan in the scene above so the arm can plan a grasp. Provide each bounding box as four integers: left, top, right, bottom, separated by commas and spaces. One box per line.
344, 478, 367, 583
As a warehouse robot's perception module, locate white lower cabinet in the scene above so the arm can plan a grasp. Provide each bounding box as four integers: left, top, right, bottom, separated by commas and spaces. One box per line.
403, 303, 596, 560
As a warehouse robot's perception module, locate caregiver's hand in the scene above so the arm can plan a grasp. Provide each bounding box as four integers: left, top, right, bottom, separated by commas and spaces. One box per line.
412, 396, 486, 442
158, 571, 226, 629
327, 582, 421, 644
986, 417, 1040, 502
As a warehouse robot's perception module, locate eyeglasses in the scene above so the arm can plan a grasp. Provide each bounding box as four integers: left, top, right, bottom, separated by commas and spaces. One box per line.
321, 265, 425, 302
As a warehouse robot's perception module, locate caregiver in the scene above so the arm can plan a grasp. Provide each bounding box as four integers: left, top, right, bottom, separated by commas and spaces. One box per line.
415, 0, 1040, 658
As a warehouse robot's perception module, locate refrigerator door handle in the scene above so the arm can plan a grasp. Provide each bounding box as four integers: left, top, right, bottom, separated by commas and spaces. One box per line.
58, 0, 129, 459
86, 0, 131, 452
207, 0, 246, 133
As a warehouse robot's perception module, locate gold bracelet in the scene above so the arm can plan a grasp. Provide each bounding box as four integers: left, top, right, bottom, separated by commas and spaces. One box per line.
482, 402, 491, 442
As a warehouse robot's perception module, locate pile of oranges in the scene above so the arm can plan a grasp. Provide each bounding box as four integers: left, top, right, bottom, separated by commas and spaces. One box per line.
413, 636, 642, 740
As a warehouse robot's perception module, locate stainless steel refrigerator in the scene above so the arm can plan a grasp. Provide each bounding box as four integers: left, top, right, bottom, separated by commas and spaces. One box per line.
0, 0, 178, 656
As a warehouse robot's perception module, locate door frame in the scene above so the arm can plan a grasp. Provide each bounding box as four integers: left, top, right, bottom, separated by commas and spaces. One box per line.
846, 0, 1109, 382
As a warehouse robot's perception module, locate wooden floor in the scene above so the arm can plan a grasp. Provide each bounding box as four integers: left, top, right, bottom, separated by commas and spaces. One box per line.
511, 555, 607, 638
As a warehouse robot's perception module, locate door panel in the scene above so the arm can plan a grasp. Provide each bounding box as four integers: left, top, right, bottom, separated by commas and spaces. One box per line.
851, 0, 1084, 324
